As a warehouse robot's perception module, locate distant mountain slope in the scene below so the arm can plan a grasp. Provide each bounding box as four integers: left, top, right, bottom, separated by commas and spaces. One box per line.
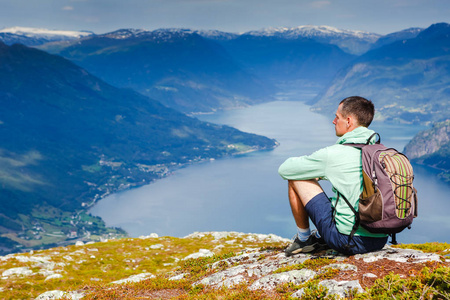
404, 120, 450, 183
244, 25, 381, 55
0, 42, 277, 252
216, 34, 357, 93
40, 26, 371, 112
41, 29, 275, 113
312, 23, 450, 124
0, 26, 93, 46
370, 27, 423, 50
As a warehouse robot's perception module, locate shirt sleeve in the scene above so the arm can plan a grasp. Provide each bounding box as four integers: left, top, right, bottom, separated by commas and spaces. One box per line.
278, 147, 329, 181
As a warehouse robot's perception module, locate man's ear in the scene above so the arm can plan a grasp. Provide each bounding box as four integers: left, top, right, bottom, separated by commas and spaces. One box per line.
346, 115, 352, 128
347, 114, 359, 129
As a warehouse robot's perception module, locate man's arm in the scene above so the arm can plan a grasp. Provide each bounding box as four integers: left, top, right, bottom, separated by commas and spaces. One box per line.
278, 147, 328, 181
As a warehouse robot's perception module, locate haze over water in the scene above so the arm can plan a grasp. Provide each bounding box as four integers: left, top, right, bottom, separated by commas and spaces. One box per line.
90, 100, 450, 244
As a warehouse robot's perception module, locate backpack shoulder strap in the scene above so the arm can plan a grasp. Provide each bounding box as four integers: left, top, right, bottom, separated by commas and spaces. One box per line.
335, 191, 360, 250
341, 132, 381, 149
366, 133, 381, 145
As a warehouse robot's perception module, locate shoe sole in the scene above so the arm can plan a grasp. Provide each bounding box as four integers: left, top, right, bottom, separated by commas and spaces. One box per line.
300, 243, 319, 253
285, 242, 328, 256
287, 248, 303, 256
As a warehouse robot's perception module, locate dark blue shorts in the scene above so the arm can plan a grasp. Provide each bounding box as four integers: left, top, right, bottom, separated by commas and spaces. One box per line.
305, 192, 388, 255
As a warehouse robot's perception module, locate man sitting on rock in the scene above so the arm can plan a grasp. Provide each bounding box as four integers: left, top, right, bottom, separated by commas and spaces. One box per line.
278, 96, 388, 256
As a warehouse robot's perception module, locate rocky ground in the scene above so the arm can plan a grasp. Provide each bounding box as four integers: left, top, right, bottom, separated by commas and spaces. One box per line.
0, 231, 448, 299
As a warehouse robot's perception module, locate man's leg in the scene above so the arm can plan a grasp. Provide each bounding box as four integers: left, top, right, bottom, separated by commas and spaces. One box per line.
285, 179, 326, 256
288, 179, 324, 229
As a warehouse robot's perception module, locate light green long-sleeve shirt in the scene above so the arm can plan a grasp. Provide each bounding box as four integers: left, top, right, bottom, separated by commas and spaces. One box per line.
278, 126, 386, 238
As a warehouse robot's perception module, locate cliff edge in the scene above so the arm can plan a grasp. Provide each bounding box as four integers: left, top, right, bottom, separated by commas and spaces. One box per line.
0, 231, 448, 299
404, 120, 450, 183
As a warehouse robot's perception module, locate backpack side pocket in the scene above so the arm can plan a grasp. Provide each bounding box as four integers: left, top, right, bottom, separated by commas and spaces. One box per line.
359, 189, 383, 223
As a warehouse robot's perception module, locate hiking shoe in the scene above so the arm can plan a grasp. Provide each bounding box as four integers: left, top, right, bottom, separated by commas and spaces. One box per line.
285, 232, 328, 256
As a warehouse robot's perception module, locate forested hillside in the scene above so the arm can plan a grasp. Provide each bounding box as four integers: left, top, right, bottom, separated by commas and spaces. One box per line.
0, 42, 277, 253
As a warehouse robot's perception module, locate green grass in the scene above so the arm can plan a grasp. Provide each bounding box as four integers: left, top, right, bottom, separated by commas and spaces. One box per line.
0, 234, 448, 299
393, 242, 450, 255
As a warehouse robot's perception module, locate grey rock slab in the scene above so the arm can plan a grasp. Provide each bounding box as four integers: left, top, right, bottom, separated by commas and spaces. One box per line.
200, 250, 312, 288
354, 246, 441, 263
15, 255, 52, 264
139, 233, 159, 239
319, 279, 364, 297
45, 273, 63, 281
2, 267, 33, 277
36, 290, 84, 300
110, 272, 155, 284
169, 273, 188, 281
363, 273, 378, 278
36, 291, 67, 300
250, 269, 316, 290
220, 275, 247, 288
184, 231, 290, 243
149, 244, 164, 249
183, 249, 214, 260
292, 279, 363, 298
196, 264, 247, 287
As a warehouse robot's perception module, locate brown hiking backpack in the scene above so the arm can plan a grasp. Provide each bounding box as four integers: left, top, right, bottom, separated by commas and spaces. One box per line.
338, 133, 418, 245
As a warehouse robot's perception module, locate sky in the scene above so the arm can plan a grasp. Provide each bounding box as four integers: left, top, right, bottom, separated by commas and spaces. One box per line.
0, 0, 449, 35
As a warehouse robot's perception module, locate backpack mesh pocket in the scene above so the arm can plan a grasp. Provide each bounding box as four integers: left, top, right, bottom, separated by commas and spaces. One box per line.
380, 152, 414, 219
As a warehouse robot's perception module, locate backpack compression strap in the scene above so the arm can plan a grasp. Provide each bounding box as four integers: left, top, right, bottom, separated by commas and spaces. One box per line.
335, 191, 360, 249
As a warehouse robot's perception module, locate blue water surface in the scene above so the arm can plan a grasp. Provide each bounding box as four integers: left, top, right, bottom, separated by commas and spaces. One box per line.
90, 101, 449, 244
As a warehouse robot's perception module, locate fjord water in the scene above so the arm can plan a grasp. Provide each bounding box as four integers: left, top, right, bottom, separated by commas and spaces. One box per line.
90, 101, 450, 244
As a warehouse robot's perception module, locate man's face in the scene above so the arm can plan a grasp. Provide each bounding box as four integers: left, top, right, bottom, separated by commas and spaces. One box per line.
333, 104, 348, 137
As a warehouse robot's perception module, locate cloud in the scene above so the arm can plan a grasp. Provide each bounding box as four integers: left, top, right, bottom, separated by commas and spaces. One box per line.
62, 6, 74, 11
310, 1, 331, 9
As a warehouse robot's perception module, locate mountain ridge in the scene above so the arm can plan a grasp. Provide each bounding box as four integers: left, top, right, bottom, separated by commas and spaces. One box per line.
0, 26, 93, 46
244, 25, 381, 55
0, 41, 277, 253
41, 26, 357, 113
311, 22, 450, 125
44, 29, 276, 114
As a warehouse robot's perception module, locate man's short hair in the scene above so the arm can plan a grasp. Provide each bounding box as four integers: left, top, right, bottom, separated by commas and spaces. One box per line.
339, 96, 375, 127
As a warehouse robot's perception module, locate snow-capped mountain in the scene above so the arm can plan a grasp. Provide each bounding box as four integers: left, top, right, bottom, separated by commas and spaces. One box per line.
245, 25, 381, 55
0, 26, 93, 38
0, 25, 382, 54
193, 29, 239, 40
0, 26, 93, 46
246, 25, 378, 40
102, 28, 198, 41
100, 28, 238, 41
95, 25, 379, 55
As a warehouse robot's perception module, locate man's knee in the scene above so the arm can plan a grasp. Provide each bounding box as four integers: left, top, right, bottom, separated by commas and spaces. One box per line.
288, 180, 324, 205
